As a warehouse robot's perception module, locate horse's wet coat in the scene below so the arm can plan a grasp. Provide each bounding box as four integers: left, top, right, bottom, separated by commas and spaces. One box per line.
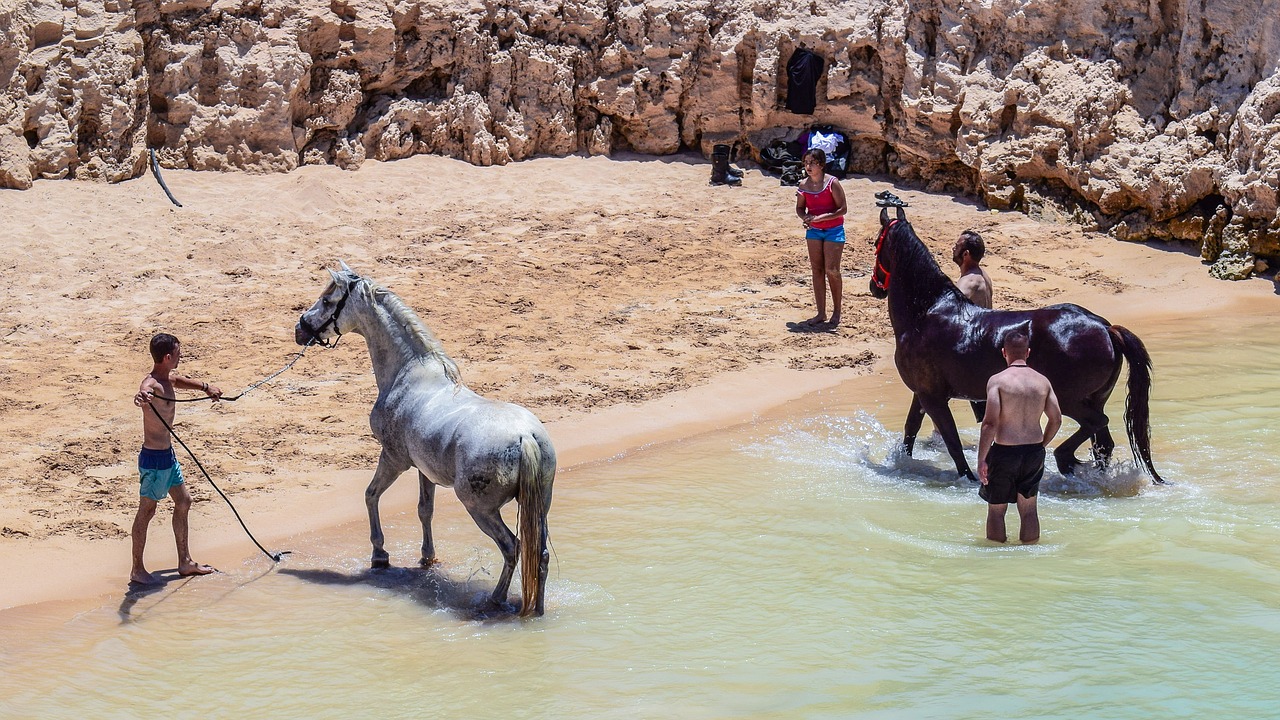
869, 215, 1163, 484
296, 265, 556, 616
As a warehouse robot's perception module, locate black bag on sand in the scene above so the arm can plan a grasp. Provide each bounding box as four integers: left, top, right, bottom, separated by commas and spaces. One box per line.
779, 163, 805, 186
760, 139, 797, 172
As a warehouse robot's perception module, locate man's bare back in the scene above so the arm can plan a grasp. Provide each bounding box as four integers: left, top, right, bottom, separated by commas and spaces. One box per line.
957, 268, 992, 309
984, 363, 1057, 446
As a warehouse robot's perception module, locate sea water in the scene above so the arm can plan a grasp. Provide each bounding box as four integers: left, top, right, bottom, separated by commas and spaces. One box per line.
1, 314, 1277, 719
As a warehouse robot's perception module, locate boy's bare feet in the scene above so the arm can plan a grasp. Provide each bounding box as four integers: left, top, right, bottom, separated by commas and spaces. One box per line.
129, 569, 161, 585
178, 562, 216, 577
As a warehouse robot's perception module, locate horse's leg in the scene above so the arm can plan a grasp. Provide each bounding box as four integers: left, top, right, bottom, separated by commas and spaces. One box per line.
919, 396, 976, 482
1091, 426, 1116, 469
417, 471, 437, 567
1054, 408, 1106, 476
365, 452, 406, 569
463, 501, 519, 608
903, 394, 927, 456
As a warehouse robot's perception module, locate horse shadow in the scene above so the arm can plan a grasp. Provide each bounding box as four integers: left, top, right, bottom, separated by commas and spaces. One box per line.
278, 565, 526, 623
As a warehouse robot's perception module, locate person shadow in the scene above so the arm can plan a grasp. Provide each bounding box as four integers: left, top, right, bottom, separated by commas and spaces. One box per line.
278, 565, 527, 623
117, 569, 196, 624
118, 565, 276, 624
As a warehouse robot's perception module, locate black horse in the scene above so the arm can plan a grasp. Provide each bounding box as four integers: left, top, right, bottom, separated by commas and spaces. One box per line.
867, 205, 1164, 484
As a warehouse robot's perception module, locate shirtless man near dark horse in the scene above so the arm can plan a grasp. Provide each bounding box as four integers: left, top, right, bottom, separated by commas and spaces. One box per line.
978, 331, 1062, 544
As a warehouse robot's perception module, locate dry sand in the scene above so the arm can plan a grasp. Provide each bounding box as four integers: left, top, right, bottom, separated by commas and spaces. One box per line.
0, 153, 1275, 611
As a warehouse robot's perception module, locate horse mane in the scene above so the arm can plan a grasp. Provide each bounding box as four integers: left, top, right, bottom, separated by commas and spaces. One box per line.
890, 220, 969, 311
366, 281, 462, 384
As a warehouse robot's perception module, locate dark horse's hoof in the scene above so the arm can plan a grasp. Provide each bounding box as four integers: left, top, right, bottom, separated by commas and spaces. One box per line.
960, 469, 978, 484
1055, 453, 1081, 476
371, 556, 391, 569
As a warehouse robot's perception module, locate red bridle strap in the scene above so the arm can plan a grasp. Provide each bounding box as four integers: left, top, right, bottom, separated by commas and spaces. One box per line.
872, 219, 898, 292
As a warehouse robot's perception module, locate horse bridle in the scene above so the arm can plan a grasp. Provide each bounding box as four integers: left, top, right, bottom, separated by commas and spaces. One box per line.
298, 277, 357, 348
872, 219, 899, 293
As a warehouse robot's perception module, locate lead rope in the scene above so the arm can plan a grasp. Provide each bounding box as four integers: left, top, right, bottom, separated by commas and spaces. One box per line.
146, 402, 288, 562
153, 341, 315, 404
143, 341, 318, 561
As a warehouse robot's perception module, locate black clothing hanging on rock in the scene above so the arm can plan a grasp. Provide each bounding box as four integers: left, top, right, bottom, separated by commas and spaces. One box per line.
786, 48, 824, 115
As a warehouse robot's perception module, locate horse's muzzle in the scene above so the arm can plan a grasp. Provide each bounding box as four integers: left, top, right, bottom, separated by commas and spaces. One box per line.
869, 279, 888, 299
294, 322, 312, 346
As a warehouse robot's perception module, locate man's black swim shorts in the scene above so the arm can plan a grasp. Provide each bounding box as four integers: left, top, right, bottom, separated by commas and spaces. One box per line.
980, 442, 1045, 504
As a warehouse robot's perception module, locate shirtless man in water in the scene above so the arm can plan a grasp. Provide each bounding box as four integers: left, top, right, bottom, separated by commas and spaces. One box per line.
977, 330, 1061, 544
131, 333, 222, 585
953, 230, 992, 309
954, 230, 994, 422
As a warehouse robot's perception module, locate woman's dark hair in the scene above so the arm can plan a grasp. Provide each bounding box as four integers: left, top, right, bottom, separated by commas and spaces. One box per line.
802, 148, 827, 166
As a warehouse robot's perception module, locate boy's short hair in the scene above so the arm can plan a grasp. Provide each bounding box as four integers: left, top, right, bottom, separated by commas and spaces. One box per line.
150, 333, 180, 363
958, 230, 985, 261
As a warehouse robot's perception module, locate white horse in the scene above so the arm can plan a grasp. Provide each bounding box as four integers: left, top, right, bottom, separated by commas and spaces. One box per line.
295, 263, 555, 617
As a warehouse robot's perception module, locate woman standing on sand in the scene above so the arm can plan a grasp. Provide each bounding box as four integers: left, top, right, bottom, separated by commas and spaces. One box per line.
794, 148, 848, 328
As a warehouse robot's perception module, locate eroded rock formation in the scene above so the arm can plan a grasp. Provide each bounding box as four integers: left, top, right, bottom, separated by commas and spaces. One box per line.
2, 0, 1278, 276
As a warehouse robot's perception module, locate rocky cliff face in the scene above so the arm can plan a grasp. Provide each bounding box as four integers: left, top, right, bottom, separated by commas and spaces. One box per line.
2, 0, 1278, 276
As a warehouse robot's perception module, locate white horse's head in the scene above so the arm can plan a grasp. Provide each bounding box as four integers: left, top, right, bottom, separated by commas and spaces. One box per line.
295, 261, 364, 347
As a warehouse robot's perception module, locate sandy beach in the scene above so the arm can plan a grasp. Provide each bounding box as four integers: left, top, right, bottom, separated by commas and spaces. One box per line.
1, 153, 1275, 612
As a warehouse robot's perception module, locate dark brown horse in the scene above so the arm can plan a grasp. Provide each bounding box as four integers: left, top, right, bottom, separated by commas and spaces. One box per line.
868, 207, 1164, 484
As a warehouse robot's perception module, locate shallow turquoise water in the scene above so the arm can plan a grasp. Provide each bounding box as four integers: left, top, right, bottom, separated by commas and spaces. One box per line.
1, 315, 1277, 718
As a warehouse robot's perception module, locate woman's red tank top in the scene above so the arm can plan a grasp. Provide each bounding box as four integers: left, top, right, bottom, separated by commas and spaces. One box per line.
797, 176, 843, 229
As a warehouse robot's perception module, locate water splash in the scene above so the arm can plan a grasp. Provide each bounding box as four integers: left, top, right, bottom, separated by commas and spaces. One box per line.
742, 410, 1155, 500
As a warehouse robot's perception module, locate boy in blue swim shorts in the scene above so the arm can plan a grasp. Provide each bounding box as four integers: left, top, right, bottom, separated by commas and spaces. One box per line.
131, 333, 222, 585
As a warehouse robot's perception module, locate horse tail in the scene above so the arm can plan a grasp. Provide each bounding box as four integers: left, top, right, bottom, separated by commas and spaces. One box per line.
516, 435, 552, 617
1111, 325, 1166, 484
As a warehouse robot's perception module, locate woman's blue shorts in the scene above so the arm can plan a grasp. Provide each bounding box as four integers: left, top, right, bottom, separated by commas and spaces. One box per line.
805, 225, 846, 243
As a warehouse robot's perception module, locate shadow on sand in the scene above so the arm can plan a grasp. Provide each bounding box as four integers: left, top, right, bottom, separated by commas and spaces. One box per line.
278, 565, 524, 623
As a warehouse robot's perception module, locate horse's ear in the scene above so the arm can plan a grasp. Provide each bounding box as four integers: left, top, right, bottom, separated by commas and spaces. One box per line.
880, 207, 889, 226
896, 207, 907, 222
328, 268, 345, 286
338, 259, 354, 274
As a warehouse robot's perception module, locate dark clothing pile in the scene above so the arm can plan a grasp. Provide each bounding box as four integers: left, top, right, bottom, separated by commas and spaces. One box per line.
758, 125, 853, 186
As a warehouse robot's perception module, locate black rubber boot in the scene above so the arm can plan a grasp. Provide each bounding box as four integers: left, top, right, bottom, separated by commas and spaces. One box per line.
715, 143, 745, 180
710, 145, 742, 186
